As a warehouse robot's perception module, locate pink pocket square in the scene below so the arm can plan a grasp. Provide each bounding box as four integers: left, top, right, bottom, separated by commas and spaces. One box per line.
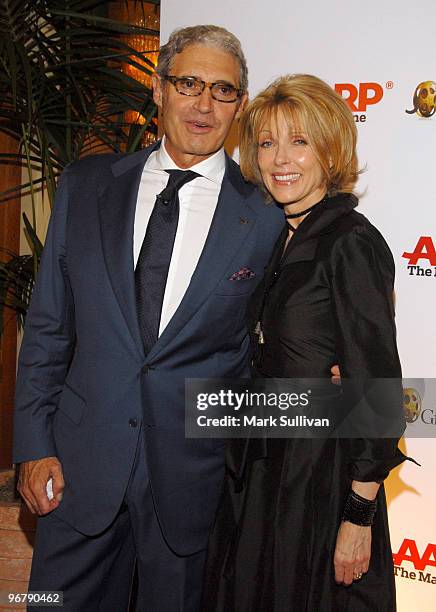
228, 266, 255, 281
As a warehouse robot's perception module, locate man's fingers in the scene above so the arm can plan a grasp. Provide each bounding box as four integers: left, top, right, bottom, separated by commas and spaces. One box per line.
51, 465, 65, 502
18, 486, 39, 515
33, 481, 53, 515
18, 473, 39, 515
18, 457, 64, 515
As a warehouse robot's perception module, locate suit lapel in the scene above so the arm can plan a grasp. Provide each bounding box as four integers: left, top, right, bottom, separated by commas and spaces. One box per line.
147, 156, 258, 362
98, 145, 160, 362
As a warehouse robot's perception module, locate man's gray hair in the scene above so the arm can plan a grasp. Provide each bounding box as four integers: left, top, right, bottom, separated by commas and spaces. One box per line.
156, 25, 248, 92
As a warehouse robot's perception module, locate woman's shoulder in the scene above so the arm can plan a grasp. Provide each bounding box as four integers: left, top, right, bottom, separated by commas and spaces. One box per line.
327, 207, 395, 274
338, 207, 391, 246
322, 194, 390, 250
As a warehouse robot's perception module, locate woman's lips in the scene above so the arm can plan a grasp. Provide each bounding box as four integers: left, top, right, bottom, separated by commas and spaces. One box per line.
272, 173, 301, 185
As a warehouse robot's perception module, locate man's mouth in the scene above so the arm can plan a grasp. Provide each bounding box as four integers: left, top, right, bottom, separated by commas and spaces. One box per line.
186, 120, 214, 132
272, 173, 301, 184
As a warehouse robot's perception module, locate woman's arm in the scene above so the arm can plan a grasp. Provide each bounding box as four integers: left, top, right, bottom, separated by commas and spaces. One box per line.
329, 222, 405, 584
334, 481, 380, 585
331, 223, 405, 478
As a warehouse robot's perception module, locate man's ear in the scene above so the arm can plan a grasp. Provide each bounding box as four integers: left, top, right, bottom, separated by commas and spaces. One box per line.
152, 73, 163, 108
235, 92, 248, 120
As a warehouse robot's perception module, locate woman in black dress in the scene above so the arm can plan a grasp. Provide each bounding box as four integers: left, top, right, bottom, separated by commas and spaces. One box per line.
203, 74, 406, 611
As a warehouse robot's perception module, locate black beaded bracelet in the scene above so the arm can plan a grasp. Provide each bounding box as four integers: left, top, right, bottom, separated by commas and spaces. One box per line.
342, 490, 378, 526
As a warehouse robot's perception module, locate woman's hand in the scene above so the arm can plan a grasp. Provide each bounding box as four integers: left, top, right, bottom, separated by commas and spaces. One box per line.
333, 521, 371, 586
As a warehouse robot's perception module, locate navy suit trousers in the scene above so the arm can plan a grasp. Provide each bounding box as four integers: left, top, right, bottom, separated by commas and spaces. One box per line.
28, 427, 207, 612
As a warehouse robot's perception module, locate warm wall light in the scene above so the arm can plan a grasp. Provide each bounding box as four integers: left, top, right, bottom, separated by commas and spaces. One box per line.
125, 3, 159, 145
110, 1, 160, 146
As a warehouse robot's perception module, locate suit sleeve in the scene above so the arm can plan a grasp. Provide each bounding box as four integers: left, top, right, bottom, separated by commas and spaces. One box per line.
13, 166, 76, 463
330, 224, 406, 482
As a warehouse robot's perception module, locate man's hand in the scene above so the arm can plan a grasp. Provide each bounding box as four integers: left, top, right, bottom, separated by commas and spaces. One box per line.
334, 521, 371, 586
18, 457, 65, 515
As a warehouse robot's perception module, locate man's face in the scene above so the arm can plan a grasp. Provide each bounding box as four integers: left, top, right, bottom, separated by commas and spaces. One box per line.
152, 44, 247, 168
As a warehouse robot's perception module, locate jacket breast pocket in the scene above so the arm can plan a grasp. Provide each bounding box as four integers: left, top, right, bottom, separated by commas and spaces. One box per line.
213, 274, 259, 297
57, 383, 86, 425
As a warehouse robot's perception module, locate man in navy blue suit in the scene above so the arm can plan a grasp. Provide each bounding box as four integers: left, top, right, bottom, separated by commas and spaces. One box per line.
14, 25, 283, 611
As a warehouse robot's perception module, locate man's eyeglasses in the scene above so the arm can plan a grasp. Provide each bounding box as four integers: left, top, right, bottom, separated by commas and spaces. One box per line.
163, 75, 243, 103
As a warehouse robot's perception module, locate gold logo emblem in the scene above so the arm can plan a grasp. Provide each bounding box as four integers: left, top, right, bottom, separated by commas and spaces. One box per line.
403, 388, 422, 423
406, 81, 436, 117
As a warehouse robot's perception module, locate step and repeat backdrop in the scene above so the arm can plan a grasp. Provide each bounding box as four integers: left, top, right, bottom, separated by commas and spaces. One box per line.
161, 1, 435, 609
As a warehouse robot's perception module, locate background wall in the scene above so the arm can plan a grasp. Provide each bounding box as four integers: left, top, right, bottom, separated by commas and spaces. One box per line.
161, 1, 436, 608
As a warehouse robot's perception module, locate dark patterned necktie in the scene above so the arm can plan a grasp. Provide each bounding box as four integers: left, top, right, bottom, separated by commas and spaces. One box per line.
135, 169, 200, 354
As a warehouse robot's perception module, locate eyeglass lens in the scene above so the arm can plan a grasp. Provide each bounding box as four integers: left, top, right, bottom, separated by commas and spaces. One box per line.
174, 77, 239, 102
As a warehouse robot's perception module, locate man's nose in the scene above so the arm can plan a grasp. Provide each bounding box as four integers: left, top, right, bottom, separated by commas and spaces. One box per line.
193, 86, 214, 113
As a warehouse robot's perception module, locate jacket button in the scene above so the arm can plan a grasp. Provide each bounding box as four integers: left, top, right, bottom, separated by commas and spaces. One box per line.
141, 365, 149, 373
129, 418, 138, 428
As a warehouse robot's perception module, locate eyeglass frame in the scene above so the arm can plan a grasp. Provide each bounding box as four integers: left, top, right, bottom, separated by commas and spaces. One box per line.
163, 75, 244, 103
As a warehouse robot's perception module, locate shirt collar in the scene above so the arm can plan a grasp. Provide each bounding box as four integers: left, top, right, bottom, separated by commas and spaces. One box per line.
147, 135, 226, 185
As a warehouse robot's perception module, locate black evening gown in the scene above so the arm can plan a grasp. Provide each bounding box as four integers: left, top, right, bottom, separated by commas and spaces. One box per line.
203, 194, 406, 612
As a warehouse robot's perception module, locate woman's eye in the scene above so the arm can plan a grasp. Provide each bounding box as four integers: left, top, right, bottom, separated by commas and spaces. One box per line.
293, 138, 307, 145
259, 140, 273, 148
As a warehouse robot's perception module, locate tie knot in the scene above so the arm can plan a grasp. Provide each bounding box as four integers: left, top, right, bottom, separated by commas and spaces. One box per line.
158, 169, 201, 204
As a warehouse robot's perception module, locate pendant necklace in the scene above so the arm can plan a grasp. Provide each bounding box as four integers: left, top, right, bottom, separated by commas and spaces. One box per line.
255, 196, 327, 345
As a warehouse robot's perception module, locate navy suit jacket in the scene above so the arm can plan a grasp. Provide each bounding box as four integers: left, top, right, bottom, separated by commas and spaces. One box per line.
14, 142, 283, 555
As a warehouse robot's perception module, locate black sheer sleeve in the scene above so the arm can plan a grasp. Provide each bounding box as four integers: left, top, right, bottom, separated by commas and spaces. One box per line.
330, 223, 406, 482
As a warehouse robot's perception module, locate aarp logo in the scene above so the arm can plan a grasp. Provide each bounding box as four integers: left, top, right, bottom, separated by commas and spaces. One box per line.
402, 236, 436, 278
334, 82, 387, 123
393, 539, 436, 572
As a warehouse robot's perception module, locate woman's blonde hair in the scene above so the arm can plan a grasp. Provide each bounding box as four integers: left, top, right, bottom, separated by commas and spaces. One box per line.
239, 74, 359, 198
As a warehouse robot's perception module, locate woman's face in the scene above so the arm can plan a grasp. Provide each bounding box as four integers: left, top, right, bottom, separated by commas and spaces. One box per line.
257, 108, 327, 212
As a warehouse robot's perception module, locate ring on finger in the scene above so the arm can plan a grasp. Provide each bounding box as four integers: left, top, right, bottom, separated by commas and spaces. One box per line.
353, 571, 363, 580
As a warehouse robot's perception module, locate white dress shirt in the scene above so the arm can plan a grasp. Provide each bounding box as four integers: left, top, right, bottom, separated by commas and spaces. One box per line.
133, 137, 226, 335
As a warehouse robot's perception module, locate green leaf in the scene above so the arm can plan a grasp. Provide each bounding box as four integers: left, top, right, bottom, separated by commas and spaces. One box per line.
0, 0, 160, 333
22, 212, 44, 258
0, 251, 35, 331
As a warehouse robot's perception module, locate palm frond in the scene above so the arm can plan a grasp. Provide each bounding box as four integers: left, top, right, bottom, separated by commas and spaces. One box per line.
0, 250, 36, 332
0, 0, 160, 331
